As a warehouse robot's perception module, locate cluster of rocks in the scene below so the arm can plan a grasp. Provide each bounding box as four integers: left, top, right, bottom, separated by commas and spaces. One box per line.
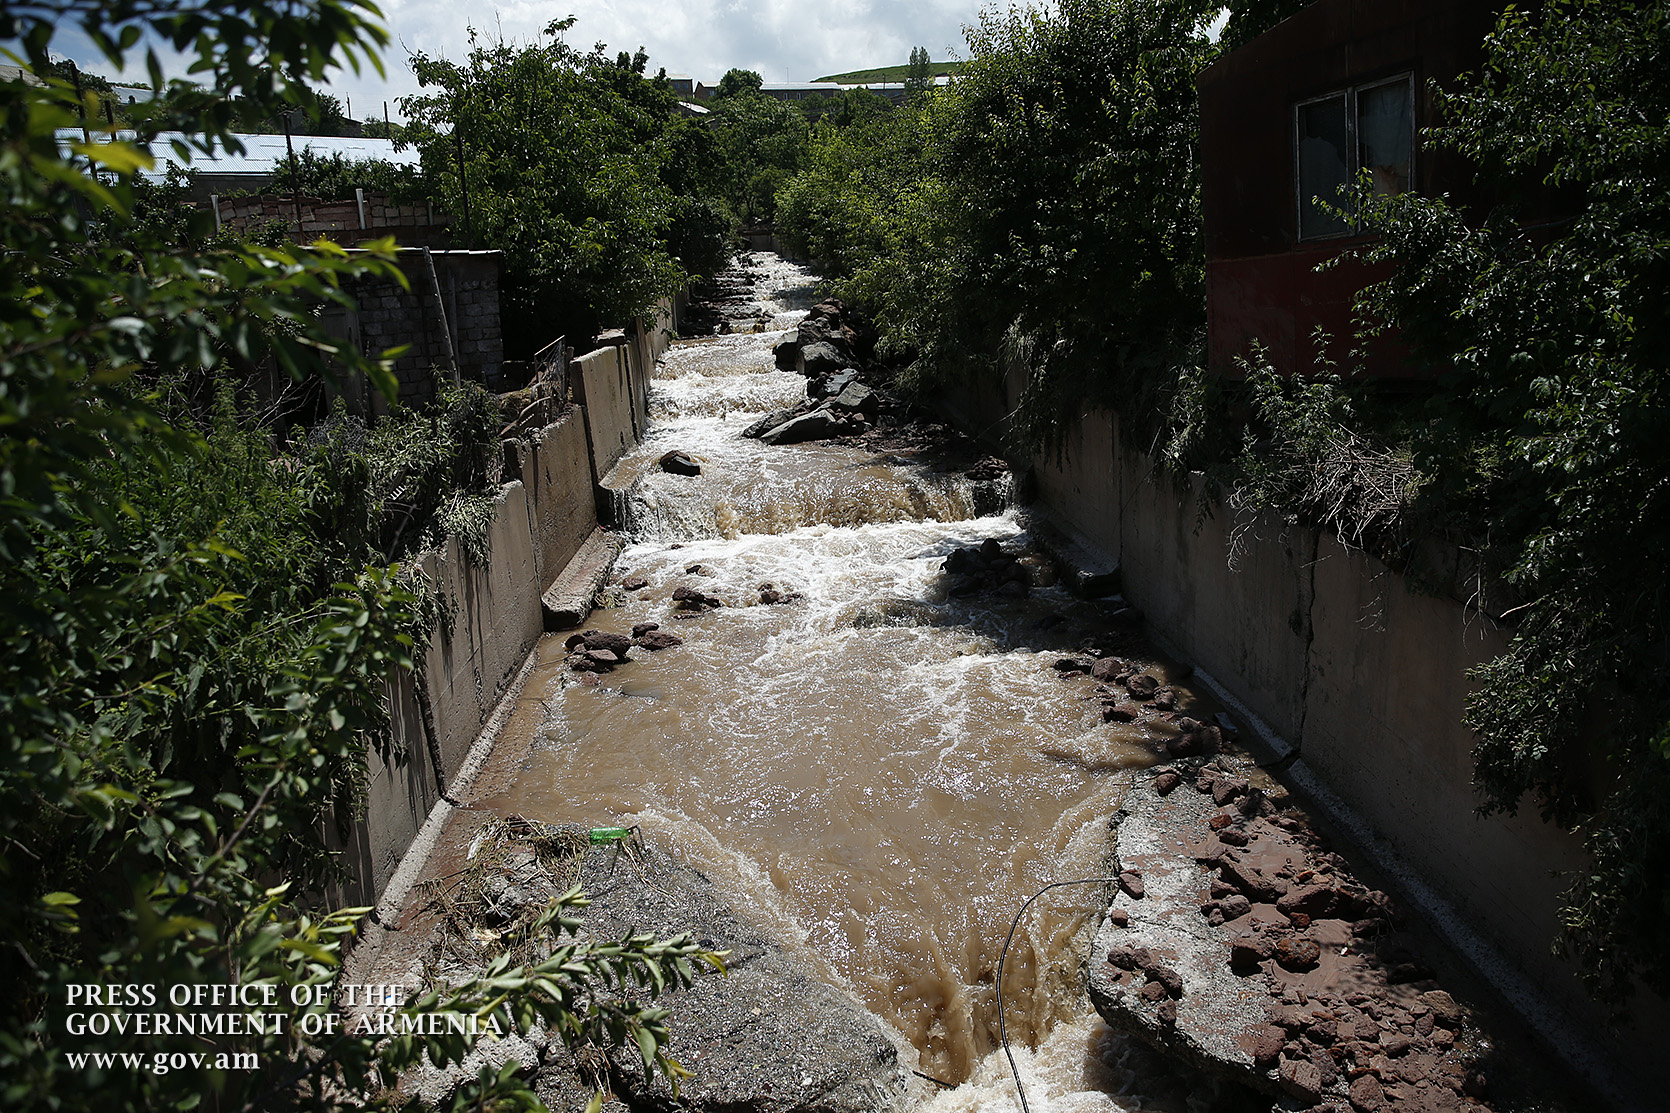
1091, 746, 1500, 1113
746, 301, 892, 446
672, 585, 724, 612
564, 625, 682, 673
942, 537, 1033, 598
1048, 643, 1239, 762
773, 298, 875, 379
403, 831, 912, 1113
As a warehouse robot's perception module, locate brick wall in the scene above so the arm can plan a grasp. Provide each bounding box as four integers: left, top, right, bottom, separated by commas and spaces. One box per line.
207, 190, 453, 248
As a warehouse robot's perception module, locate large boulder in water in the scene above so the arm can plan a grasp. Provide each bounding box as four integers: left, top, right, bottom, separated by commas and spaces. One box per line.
798, 341, 846, 378
759, 410, 844, 445
743, 407, 804, 439
827, 382, 880, 417
773, 331, 803, 374
581, 846, 911, 1113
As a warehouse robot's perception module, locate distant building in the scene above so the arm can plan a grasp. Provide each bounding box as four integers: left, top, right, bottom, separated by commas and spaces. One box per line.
55, 129, 418, 197
1197, 0, 1504, 378
694, 80, 847, 102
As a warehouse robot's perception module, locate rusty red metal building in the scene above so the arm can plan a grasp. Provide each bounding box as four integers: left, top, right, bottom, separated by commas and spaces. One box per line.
1198, 0, 1506, 378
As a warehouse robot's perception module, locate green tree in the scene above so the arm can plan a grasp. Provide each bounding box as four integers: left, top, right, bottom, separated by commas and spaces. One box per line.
0, 3, 716, 1109
904, 46, 931, 102
1351, 0, 1670, 1001
706, 88, 810, 225
400, 21, 693, 348
841, 0, 1217, 452
714, 67, 764, 99
268, 147, 422, 202
775, 104, 931, 277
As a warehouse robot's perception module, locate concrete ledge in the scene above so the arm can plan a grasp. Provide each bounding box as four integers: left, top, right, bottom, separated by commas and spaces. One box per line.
539, 528, 625, 630
1019, 505, 1123, 596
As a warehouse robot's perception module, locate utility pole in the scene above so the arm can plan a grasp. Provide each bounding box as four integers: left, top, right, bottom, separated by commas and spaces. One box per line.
282, 109, 302, 231
454, 121, 472, 249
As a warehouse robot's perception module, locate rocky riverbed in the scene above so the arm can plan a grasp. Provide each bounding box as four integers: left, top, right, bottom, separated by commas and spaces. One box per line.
367, 253, 1598, 1113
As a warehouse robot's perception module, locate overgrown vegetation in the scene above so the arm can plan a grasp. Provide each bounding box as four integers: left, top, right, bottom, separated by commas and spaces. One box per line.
779, 0, 1216, 452
776, 0, 1670, 1004
398, 20, 739, 351
1346, 0, 1670, 1000
267, 147, 424, 203
0, 3, 720, 1109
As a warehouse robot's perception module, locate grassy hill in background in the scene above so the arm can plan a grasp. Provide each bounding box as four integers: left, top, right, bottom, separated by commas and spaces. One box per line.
814, 61, 965, 83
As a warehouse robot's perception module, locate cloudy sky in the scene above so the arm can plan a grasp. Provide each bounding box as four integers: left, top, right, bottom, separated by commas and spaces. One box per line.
59, 1, 989, 121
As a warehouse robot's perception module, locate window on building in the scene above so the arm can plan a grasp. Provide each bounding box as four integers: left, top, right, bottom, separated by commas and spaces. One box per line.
1294, 74, 1413, 240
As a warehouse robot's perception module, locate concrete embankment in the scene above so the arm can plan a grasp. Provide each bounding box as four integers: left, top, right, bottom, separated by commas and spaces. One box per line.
936, 385, 1664, 1106
327, 301, 672, 911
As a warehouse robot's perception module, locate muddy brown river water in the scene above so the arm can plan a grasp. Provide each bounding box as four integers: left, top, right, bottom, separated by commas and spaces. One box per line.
478, 256, 1222, 1111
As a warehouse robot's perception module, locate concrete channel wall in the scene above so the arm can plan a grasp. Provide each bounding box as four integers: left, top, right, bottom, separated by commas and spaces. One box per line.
329, 297, 676, 909
1001, 399, 1666, 1097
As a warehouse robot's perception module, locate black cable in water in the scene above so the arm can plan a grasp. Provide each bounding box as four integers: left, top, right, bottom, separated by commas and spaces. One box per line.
995, 876, 1121, 1113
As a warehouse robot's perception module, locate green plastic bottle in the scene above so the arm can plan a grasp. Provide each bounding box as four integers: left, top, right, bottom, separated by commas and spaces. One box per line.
588, 826, 633, 844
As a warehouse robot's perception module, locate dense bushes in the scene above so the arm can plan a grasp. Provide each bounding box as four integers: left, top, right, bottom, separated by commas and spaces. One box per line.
1347, 0, 1670, 999
776, 0, 1217, 453
0, 4, 714, 1109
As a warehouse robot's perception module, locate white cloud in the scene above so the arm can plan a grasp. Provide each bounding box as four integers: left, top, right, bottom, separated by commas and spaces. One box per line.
343, 0, 980, 119
41, 1, 982, 122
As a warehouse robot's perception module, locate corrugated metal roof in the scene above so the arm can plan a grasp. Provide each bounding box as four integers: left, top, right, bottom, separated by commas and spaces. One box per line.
56, 129, 419, 180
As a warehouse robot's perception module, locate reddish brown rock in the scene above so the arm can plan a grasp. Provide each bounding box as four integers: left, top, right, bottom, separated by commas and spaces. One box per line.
1230, 934, 1274, 968
1349, 1073, 1385, 1111
1217, 826, 1249, 847
1278, 884, 1338, 920
1107, 907, 1130, 928
1379, 1031, 1414, 1057
1090, 657, 1125, 682
636, 630, 683, 651
1168, 731, 1206, 757
1278, 1058, 1324, 1103
1276, 938, 1323, 971
1155, 998, 1177, 1026
1125, 673, 1161, 698
1211, 775, 1250, 805
1147, 964, 1184, 998
1106, 944, 1151, 970
1420, 989, 1462, 1028
1306, 1017, 1339, 1044
1118, 870, 1145, 899
1218, 894, 1252, 921
1218, 856, 1288, 902
1104, 702, 1143, 723
1252, 1025, 1287, 1065
1139, 980, 1167, 1002
631, 621, 660, 638
1152, 770, 1182, 794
